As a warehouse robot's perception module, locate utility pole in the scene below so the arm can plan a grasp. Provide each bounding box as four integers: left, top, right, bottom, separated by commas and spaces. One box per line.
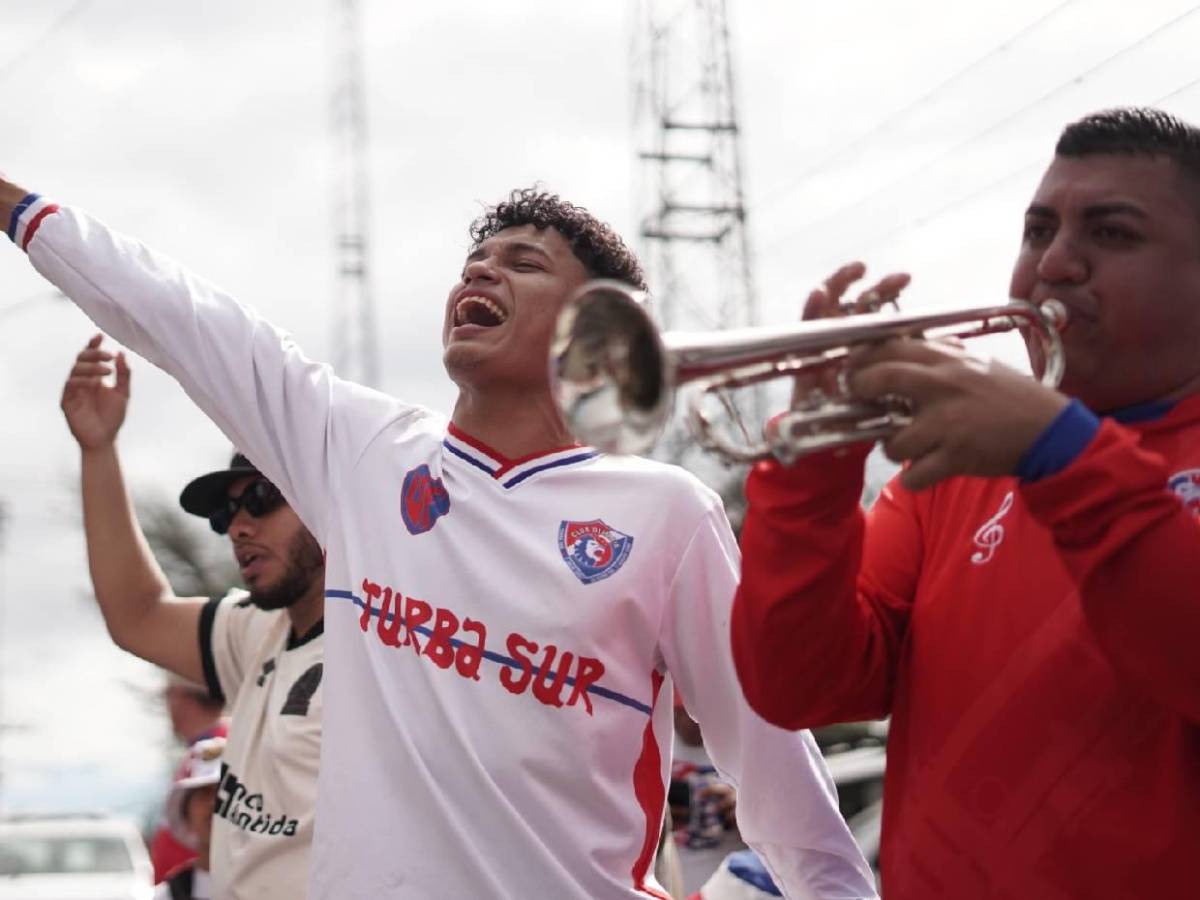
330, 0, 380, 386
632, 0, 761, 477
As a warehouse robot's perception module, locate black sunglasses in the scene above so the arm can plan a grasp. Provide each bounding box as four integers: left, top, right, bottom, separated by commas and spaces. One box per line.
209, 479, 285, 535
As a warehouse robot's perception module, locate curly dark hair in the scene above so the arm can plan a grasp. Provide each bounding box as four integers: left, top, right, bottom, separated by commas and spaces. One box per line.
1057, 107, 1200, 186
469, 187, 647, 290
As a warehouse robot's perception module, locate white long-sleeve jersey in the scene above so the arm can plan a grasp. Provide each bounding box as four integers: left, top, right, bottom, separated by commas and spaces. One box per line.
20, 201, 876, 900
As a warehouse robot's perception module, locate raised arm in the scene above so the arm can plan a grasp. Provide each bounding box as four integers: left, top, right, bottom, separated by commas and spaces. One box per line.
2, 177, 404, 545
61, 336, 206, 683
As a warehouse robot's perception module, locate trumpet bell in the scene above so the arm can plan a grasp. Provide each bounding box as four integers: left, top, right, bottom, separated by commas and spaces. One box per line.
550, 280, 670, 454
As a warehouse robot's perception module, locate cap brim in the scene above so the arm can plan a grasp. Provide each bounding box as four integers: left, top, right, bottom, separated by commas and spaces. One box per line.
179, 465, 259, 517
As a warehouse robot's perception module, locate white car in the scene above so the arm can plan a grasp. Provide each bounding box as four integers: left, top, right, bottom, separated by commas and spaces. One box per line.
0, 814, 154, 900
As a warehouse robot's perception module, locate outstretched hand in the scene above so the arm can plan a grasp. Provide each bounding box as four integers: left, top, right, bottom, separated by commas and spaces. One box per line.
846, 338, 1069, 491
61, 334, 131, 450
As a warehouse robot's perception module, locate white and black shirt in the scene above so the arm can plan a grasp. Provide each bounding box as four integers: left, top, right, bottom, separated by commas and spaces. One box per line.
199, 591, 323, 900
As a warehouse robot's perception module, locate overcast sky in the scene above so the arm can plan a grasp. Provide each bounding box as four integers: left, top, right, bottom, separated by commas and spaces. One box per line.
3, 0, 1200, 818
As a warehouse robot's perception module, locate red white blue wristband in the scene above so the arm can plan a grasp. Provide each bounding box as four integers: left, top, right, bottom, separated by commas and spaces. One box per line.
6, 192, 59, 252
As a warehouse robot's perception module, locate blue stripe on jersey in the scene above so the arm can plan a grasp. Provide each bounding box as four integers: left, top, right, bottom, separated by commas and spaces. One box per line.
6, 193, 39, 242
443, 439, 497, 476
501, 450, 599, 488
326, 588, 652, 715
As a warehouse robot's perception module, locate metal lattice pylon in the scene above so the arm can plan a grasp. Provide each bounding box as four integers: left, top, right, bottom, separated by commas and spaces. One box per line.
330, 0, 380, 386
632, 0, 762, 473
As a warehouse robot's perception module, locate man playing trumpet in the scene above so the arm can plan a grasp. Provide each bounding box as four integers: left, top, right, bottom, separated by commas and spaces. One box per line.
732, 106, 1200, 898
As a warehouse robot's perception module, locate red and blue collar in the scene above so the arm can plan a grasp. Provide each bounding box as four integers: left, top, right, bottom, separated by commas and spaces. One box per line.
443, 424, 598, 489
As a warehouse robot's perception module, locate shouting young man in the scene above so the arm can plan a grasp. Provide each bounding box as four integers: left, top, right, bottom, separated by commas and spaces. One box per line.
14, 186, 873, 898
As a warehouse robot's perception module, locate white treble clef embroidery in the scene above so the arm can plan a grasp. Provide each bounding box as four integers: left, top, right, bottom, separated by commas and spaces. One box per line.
971, 490, 1014, 566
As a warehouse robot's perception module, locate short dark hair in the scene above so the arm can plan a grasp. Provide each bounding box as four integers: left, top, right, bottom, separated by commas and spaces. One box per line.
470, 187, 647, 290
1056, 107, 1200, 183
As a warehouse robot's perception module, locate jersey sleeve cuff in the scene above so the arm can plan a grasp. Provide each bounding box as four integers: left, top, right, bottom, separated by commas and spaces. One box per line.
6, 193, 59, 252
1015, 399, 1100, 482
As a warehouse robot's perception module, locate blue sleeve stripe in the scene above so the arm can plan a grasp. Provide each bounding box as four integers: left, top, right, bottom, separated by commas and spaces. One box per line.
6, 192, 39, 242
1016, 399, 1100, 482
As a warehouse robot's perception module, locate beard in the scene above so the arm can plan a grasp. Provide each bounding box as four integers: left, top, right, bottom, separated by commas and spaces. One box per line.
247, 528, 324, 611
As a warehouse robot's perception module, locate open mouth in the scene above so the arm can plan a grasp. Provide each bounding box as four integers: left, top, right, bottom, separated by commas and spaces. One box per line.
454, 295, 508, 328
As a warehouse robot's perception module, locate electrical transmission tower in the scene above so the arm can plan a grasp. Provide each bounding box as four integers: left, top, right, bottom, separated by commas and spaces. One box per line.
330, 0, 380, 386
632, 0, 761, 471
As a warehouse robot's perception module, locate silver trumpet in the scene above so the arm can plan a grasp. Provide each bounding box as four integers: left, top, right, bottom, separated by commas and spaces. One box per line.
550, 280, 1069, 464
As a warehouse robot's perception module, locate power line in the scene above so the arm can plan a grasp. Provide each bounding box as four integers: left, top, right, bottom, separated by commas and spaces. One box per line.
0, 0, 96, 89
862, 159, 1040, 257
751, 0, 1079, 214
759, 2, 1200, 260
839, 70, 1200, 257
1154, 69, 1200, 105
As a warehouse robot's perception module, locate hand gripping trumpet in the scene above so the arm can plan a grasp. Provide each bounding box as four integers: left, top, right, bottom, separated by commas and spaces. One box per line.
550, 280, 1069, 464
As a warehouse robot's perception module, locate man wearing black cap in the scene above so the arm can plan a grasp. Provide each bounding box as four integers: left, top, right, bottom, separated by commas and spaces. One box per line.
61, 334, 324, 900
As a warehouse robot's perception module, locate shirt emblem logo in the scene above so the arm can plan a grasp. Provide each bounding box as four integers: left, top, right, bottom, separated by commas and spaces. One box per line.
971, 490, 1014, 565
1168, 468, 1200, 515
559, 519, 633, 584
401, 464, 451, 535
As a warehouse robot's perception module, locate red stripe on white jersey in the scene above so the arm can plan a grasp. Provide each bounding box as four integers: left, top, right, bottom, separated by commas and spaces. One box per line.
21, 205, 59, 251
629, 670, 671, 900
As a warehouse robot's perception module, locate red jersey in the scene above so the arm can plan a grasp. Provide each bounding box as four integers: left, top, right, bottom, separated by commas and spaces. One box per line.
732, 394, 1200, 899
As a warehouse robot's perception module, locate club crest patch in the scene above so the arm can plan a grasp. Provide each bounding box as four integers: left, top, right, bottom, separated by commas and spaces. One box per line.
401, 464, 451, 535
559, 519, 634, 584
1168, 468, 1200, 515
